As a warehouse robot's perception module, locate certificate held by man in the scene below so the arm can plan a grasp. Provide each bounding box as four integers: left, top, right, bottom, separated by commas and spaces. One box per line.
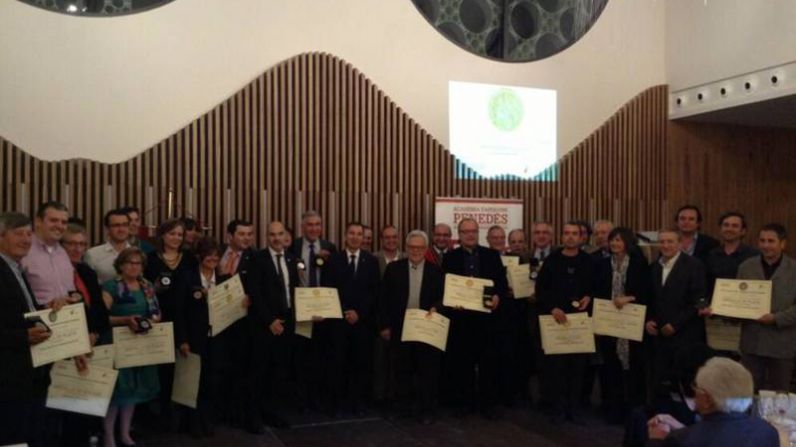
208, 274, 248, 337
113, 322, 176, 369
705, 317, 741, 352
711, 279, 772, 320
592, 298, 646, 342
26, 303, 92, 367
294, 287, 343, 322
507, 264, 534, 299
400, 309, 450, 352
539, 312, 596, 355
46, 360, 119, 417
443, 274, 494, 313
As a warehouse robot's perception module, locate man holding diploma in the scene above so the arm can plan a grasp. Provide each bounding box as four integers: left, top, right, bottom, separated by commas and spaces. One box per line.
535, 221, 594, 425
380, 230, 444, 424
442, 218, 507, 420
0, 212, 54, 447
736, 223, 796, 391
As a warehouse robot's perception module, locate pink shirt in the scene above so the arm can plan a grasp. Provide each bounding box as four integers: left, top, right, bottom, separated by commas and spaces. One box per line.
21, 236, 75, 305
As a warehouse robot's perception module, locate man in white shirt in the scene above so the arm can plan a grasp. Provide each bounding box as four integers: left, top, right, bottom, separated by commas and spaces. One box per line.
84, 209, 131, 283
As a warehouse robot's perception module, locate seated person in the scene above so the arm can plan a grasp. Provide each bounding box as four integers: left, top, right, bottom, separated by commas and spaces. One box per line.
647, 357, 778, 447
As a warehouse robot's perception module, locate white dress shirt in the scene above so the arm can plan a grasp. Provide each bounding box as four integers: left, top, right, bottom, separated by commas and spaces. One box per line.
84, 241, 130, 284
660, 251, 681, 286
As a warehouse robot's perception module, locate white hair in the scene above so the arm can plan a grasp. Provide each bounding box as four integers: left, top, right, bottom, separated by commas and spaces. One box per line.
695, 357, 754, 413
405, 230, 429, 246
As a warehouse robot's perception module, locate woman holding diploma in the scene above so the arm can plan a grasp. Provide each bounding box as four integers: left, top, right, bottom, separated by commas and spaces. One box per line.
144, 219, 197, 430
102, 247, 161, 447
174, 237, 219, 438
592, 227, 651, 423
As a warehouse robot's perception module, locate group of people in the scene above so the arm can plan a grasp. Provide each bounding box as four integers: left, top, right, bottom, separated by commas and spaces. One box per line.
0, 201, 792, 447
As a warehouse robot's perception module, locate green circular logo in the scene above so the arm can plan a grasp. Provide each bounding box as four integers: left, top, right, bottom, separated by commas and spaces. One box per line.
488, 88, 524, 131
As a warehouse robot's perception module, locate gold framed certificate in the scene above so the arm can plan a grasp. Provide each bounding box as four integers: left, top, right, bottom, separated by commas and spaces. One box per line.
400, 309, 451, 352
507, 264, 534, 299
113, 322, 176, 369
208, 274, 248, 337
711, 279, 772, 320
539, 313, 596, 355
294, 287, 343, 322
501, 256, 520, 267
171, 352, 201, 409
443, 274, 494, 313
592, 298, 646, 342
26, 303, 92, 367
46, 360, 118, 417
88, 344, 115, 370
705, 317, 741, 352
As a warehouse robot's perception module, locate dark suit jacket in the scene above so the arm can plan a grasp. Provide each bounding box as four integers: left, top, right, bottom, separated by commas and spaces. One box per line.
173, 266, 211, 355
379, 259, 444, 342
692, 233, 720, 265
593, 253, 652, 306
535, 249, 594, 315
649, 253, 707, 345
0, 256, 50, 401
249, 249, 301, 330
322, 250, 380, 323
647, 412, 778, 447
75, 262, 110, 338
442, 245, 509, 316
288, 238, 337, 286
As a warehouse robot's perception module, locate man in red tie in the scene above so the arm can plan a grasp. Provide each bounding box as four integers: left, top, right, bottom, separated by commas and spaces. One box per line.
425, 223, 452, 266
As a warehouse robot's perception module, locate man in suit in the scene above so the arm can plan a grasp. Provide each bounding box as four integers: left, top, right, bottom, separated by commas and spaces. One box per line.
0, 212, 53, 447
362, 225, 374, 252
591, 220, 614, 260
425, 223, 451, 266
442, 218, 508, 419
531, 221, 555, 262
248, 221, 300, 429
321, 222, 380, 415
486, 225, 507, 253
506, 228, 530, 261
380, 230, 444, 424
736, 223, 796, 391
646, 228, 707, 390
535, 221, 594, 424
374, 225, 405, 277
289, 210, 337, 287
675, 205, 719, 266
705, 211, 758, 296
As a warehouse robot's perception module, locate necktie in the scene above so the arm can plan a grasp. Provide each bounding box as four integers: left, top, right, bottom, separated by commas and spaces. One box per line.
349, 254, 357, 276
276, 254, 289, 308
74, 270, 91, 306
308, 243, 318, 287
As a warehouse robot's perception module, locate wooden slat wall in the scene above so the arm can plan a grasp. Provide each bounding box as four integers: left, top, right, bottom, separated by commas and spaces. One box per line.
0, 52, 669, 247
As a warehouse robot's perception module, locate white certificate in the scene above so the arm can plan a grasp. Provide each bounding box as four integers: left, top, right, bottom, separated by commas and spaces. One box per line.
592, 298, 647, 342
507, 264, 534, 299
294, 287, 343, 322
88, 344, 115, 370
539, 313, 596, 355
400, 309, 451, 352
705, 317, 741, 352
46, 360, 118, 417
501, 256, 520, 267
443, 274, 494, 313
26, 304, 92, 367
711, 279, 772, 320
208, 274, 248, 337
295, 321, 313, 339
171, 352, 201, 409
113, 322, 176, 369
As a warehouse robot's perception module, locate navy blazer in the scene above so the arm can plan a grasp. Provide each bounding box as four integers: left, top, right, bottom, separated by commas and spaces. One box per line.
379, 259, 444, 340
75, 262, 111, 338
322, 249, 380, 322
441, 245, 509, 315
173, 265, 212, 355
0, 256, 51, 401
649, 253, 707, 345
648, 412, 778, 447
249, 249, 301, 328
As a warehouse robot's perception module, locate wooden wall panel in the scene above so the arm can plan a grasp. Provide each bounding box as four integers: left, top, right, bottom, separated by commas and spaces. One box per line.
0, 53, 670, 248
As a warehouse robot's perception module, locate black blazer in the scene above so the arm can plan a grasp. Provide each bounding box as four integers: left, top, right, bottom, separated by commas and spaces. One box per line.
249, 249, 301, 329
592, 253, 652, 306
322, 250, 380, 322
379, 259, 444, 340
173, 266, 212, 355
75, 262, 111, 338
0, 256, 50, 401
441, 245, 509, 316
143, 250, 198, 322
647, 412, 778, 447
535, 249, 594, 315
288, 238, 338, 260
692, 233, 720, 265
649, 254, 707, 344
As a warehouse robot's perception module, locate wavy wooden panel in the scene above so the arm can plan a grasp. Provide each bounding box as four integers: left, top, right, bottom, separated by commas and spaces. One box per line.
0, 52, 669, 247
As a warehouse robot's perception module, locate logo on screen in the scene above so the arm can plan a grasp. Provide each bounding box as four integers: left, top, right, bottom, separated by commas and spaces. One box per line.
488, 88, 524, 132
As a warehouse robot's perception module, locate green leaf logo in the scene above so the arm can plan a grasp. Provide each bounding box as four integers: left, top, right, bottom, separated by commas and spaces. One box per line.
489, 88, 524, 132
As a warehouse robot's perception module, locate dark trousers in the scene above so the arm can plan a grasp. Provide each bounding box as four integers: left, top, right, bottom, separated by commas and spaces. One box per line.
543, 353, 589, 415
394, 341, 441, 414
444, 312, 498, 410
373, 337, 396, 402
598, 337, 647, 420
742, 353, 795, 391
0, 397, 47, 447
211, 320, 248, 423
319, 319, 373, 411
